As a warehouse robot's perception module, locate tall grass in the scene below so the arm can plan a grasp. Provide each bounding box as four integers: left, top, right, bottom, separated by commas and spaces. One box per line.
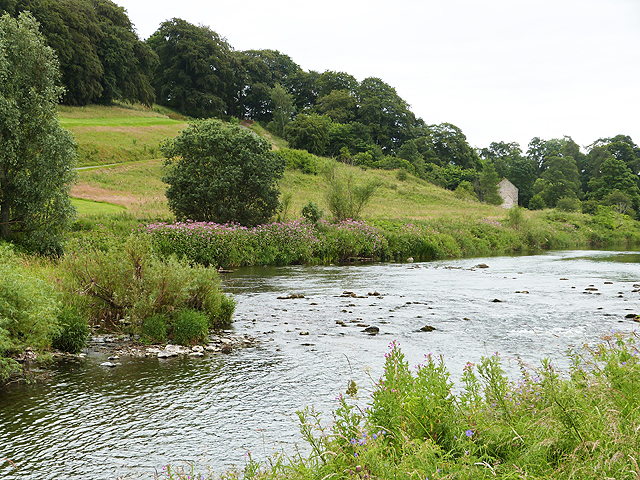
158, 334, 640, 479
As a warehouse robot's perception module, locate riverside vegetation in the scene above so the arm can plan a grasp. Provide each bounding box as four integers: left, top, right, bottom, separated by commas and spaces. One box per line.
157, 335, 640, 480
2, 104, 640, 479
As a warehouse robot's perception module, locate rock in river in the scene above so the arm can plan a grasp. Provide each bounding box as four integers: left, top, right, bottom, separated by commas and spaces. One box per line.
420, 325, 436, 332
363, 326, 379, 334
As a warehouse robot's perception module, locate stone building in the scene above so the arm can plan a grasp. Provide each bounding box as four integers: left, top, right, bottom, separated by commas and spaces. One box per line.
497, 178, 518, 208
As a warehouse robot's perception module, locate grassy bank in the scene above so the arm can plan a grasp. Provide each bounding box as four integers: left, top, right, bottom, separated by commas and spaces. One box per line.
58, 103, 187, 167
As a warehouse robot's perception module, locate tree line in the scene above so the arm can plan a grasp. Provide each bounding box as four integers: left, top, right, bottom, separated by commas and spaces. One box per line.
1, 0, 639, 216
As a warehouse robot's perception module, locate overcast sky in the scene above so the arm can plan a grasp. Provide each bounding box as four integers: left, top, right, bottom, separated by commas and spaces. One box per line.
116, 0, 640, 151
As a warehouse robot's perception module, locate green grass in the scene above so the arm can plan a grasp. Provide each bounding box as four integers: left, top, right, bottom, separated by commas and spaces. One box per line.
71, 198, 126, 215
58, 104, 188, 166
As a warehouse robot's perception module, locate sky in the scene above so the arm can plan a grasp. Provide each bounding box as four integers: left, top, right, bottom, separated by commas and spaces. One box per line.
116, 0, 640, 151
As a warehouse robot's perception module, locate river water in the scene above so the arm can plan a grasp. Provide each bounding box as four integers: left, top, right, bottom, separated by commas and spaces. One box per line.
1, 250, 639, 479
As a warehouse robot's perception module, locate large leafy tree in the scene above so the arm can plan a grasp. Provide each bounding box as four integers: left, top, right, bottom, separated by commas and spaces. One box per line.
232, 49, 301, 120
0, 0, 156, 106
147, 18, 235, 118
162, 119, 285, 226
587, 156, 640, 211
356, 77, 417, 153
0, 12, 77, 255
417, 123, 481, 170
283, 113, 332, 156
532, 155, 581, 208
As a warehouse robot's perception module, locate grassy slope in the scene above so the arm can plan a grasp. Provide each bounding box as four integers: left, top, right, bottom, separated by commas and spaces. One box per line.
66, 104, 506, 222
58, 103, 187, 167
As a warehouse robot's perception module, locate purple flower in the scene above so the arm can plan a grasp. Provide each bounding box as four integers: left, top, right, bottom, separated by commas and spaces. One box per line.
465, 429, 474, 437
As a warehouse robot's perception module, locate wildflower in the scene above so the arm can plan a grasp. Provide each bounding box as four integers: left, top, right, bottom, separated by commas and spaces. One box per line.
465, 429, 474, 437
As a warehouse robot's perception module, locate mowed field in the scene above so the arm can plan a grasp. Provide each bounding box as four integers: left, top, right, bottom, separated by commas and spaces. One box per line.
65, 105, 507, 223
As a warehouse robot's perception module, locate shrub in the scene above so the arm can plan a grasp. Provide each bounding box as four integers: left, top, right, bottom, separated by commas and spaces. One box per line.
0, 245, 60, 381
529, 193, 547, 210
172, 309, 209, 346
505, 206, 525, 230
52, 306, 89, 354
454, 180, 477, 201
301, 201, 323, 224
278, 148, 320, 175
141, 314, 168, 344
556, 196, 581, 212
396, 169, 408, 181
62, 234, 234, 331
324, 162, 380, 221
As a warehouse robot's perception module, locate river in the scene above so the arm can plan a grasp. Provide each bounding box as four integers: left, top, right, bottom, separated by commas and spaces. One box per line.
1, 250, 638, 479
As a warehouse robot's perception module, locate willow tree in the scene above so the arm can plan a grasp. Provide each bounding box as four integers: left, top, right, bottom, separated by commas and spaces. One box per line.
0, 12, 77, 255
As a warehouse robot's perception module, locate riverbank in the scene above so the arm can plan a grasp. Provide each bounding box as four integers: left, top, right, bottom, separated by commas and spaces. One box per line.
145, 208, 640, 268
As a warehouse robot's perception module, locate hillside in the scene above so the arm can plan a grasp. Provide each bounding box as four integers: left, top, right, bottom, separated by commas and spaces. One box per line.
64, 105, 505, 223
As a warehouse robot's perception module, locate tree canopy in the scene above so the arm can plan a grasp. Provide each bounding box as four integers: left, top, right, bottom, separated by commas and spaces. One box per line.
0, 0, 157, 106
147, 18, 235, 118
0, 12, 77, 254
162, 119, 285, 226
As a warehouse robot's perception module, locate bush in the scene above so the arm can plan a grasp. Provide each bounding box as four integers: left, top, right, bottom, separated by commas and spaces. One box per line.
162, 119, 285, 226
52, 306, 89, 354
324, 162, 380, 221
141, 314, 168, 344
0, 245, 60, 381
529, 193, 547, 210
172, 309, 209, 346
505, 206, 525, 230
62, 234, 235, 331
396, 169, 408, 182
301, 201, 323, 224
278, 148, 320, 175
556, 196, 581, 212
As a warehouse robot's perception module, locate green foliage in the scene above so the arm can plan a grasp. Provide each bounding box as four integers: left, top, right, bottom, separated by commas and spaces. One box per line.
162, 119, 285, 226
505, 206, 525, 230
172, 309, 209, 346
396, 169, 408, 182
301, 201, 323, 224
62, 234, 235, 330
417, 123, 481, 169
555, 196, 582, 212
216, 336, 640, 480
278, 148, 320, 175
454, 180, 477, 201
147, 18, 233, 117
476, 162, 503, 205
283, 113, 332, 155
588, 156, 640, 212
51, 306, 89, 354
1, 0, 156, 106
533, 155, 582, 208
324, 163, 381, 221
268, 83, 295, 135
0, 245, 60, 380
0, 12, 77, 255
529, 193, 547, 210
141, 314, 168, 344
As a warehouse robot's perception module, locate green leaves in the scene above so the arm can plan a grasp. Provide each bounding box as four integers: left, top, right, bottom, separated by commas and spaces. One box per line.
162, 119, 285, 226
0, 12, 77, 255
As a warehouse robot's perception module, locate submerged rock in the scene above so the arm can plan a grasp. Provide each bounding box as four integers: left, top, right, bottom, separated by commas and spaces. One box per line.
420, 325, 436, 332
363, 326, 379, 334
475, 263, 489, 269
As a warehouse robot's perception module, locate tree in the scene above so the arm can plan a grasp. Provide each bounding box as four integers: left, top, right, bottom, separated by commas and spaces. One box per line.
1, 0, 157, 106
162, 119, 285, 226
283, 113, 332, 155
587, 156, 640, 212
147, 18, 235, 118
268, 83, 295, 136
0, 12, 77, 255
356, 77, 417, 153
476, 162, 502, 205
532, 155, 581, 208
417, 123, 481, 170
